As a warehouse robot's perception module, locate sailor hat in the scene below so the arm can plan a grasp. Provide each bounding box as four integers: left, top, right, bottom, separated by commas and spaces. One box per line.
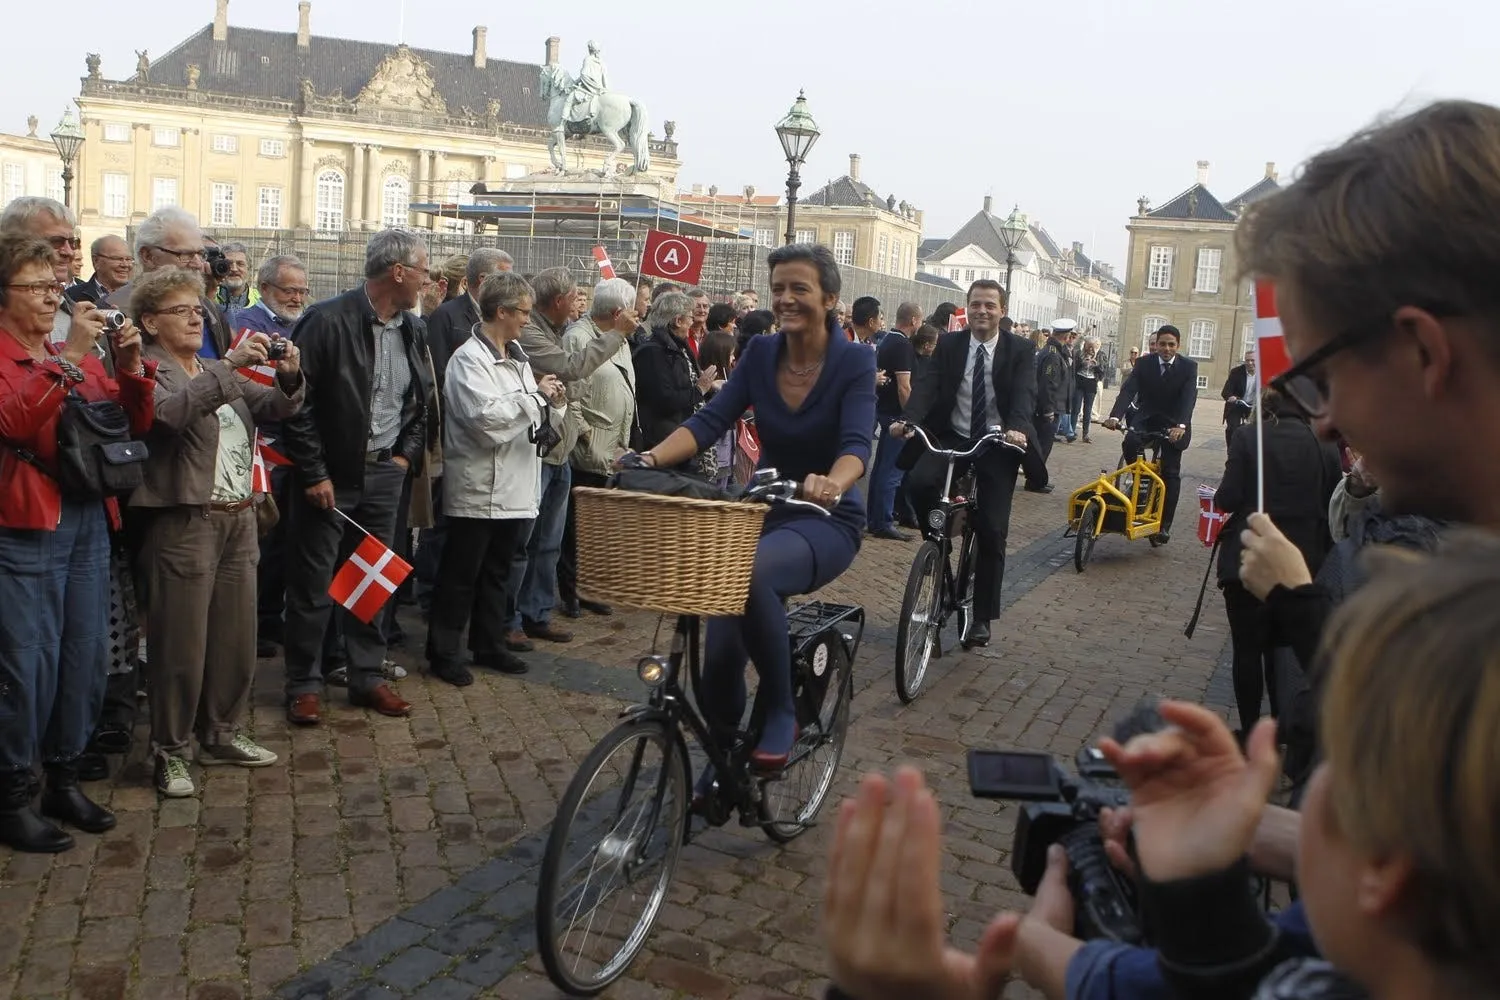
1051, 318, 1078, 333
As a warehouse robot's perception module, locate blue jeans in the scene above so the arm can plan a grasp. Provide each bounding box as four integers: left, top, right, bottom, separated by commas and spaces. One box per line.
508, 462, 571, 629
866, 416, 906, 532
1071, 386, 1098, 440
701, 526, 851, 755
0, 501, 110, 771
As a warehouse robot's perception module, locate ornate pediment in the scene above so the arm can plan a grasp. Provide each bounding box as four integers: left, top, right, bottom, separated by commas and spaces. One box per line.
356, 45, 447, 115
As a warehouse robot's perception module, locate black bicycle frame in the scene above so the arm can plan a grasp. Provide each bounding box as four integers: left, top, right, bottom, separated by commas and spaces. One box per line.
923, 457, 979, 618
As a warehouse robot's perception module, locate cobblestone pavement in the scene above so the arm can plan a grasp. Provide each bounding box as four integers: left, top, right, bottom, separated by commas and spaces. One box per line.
1, 399, 1244, 1000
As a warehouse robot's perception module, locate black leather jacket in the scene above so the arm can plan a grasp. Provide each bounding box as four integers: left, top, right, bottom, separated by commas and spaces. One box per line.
283, 286, 433, 490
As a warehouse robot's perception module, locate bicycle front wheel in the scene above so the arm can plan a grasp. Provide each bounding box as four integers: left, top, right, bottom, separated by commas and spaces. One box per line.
536, 718, 691, 996
895, 539, 943, 704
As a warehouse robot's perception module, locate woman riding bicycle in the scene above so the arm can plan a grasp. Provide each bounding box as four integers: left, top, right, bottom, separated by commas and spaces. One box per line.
631, 243, 875, 772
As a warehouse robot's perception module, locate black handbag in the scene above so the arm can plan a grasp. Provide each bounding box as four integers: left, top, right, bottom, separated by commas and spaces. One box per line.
48, 390, 148, 498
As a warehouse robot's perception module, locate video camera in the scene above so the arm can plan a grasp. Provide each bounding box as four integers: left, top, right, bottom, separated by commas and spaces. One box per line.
969, 702, 1164, 944
204, 246, 232, 279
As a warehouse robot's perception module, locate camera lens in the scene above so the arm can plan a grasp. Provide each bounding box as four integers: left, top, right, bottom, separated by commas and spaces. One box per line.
98, 309, 126, 332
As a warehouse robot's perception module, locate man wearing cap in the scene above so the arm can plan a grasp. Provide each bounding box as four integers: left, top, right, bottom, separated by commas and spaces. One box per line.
1104, 324, 1198, 544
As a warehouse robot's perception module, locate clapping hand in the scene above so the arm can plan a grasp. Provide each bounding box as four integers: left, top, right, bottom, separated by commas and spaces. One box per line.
824, 769, 1018, 1000
1098, 702, 1280, 883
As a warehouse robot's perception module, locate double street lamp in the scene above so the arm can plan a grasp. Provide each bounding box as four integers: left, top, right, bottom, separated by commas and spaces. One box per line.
775, 90, 820, 246
999, 204, 1028, 315
49, 108, 85, 212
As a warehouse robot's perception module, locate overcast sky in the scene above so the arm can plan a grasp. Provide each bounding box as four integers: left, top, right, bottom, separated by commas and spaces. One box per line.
8, 0, 1500, 266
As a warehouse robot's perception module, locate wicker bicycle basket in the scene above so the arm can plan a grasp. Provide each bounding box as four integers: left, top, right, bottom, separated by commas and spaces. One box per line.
571, 487, 767, 616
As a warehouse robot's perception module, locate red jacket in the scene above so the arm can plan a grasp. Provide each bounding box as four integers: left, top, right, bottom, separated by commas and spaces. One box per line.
0, 331, 155, 530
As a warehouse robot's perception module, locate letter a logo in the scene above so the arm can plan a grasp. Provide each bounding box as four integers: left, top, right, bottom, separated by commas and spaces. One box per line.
662, 247, 681, 268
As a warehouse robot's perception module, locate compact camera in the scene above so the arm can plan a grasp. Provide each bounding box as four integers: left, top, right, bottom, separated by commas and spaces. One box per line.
97, 309, 127, 333
265, 337, 289, 361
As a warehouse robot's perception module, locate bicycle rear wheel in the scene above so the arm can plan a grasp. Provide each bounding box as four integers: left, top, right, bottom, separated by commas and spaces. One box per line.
895, 539, 943, 704
536, 718, 691, 996
762, 629, 854, 842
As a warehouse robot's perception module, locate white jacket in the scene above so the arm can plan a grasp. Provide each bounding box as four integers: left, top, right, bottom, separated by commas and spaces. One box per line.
442, 335, 566, 519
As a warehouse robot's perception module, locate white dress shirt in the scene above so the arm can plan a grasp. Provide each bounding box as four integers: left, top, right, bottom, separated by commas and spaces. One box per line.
950, 333, 1003, 436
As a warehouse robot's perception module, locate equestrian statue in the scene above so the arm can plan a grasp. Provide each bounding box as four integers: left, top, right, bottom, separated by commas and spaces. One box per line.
539, 41, 651, 176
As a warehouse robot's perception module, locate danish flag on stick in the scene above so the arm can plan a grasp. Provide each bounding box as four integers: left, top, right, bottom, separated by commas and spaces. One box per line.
1252, 279, 1292, 386
251, 432, 292, 493
592, 246, 617, 280
327, 511, 412, 624
947, 307, 968, 333
229, 329, 278, 387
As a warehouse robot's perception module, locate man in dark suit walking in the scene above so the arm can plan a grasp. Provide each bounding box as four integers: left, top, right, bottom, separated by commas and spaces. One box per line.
1220, 349, 1255, 447
894, 280, 1034, 649
1104, 324, 1198, 544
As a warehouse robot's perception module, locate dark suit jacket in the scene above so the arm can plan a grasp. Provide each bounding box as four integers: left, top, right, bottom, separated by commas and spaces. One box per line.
425, 294, 480, 391
1221, 364, 1251, 423
64, 276, 108, 306
1110, 354, 1198, 431
899, 328, 1036, 467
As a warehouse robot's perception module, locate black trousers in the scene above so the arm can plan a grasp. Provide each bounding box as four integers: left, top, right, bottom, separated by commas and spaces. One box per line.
256, 464, 295, 642
1122, 428, 1187, 531
283, 461, 406, 699
1022, 415, 1055, 488
1225, 416, 1246, 449
380, 471, 415, 645
557, 468, 607, 607
1223, 581, 1276, 731
906, 439, 1021, 622
426, 517, 527, 670
414, 477, 447, 615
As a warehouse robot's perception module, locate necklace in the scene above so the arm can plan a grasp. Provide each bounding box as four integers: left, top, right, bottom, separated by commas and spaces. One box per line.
784, 357, 824, 378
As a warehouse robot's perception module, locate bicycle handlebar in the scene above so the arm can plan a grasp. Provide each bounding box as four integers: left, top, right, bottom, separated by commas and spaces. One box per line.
741, 471, 833, 516
1103, 422, 1170, 444
898, 422, 1026, 460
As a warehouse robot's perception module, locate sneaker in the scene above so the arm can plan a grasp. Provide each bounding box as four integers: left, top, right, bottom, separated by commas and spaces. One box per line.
155, 755, 195, 798
199, 734, 278, 768
380, 659, 408, 680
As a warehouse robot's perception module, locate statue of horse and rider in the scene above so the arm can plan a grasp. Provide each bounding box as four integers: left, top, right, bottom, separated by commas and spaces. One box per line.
539, 41, 651, 176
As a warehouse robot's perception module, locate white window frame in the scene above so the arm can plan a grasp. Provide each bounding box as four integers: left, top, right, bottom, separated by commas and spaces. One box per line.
151, 176, 179, 211
1188, 319, 1217, 359
102, 172, 130, 217
1146, 245, 1174, 290
1194, 248, 1222, 293
258, 186, 283, 229
259, 138, 286, 158
1142, 314, 1168, 344
947, 267, 959, 280
876, 233, 889, 275
152, 127, 180, 148
753, 228, 773, 248
795, 229, 815, 245
1196, 374, 1209, 390
1, 163, 23, 204
102, 123, 131, 143
210, 182, 236, 226
45, 171, 65, 205
832, 231, 855, 266
965, 268, 976, 283
210, 134, 238, 154
381, 175, 410, 229
315, 169, 345, 233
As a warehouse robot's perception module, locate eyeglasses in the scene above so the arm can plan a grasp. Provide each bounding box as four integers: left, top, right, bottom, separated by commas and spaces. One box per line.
46, 236, 82, 251
148, 245, 206, 264
1270, 319, 1399, 418
95, 253, 133, 264
148, 304, 207, 319
268, 282, 310, 297
5, 280, 65, 298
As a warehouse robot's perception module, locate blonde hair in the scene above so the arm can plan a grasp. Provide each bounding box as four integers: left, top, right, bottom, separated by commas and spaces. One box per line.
1317, 536, 1500, 985
129, 266, 205, 327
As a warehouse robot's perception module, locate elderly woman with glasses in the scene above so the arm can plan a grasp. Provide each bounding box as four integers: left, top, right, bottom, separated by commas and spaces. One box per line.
633, 291, 722, 468
0, 235, 155, 853
128, 267, 304, 799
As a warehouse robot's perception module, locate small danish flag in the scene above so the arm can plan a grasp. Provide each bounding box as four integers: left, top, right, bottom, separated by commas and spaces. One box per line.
592, 246, 617, 280
1252, 280, 1292, 386
230, 329, 278, 387
328, 530, 412, 624
251, 432, 292, 493
947, 307, 968, 333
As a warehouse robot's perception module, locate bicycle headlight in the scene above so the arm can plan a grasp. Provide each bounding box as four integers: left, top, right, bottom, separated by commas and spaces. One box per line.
927, 508, 946, 530
636, 656, 669, 688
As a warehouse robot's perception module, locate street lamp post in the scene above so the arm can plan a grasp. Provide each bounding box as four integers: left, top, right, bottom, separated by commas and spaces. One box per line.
49, 108, 85, 212
999, 204, 1028, 316
775, 90, 821, 246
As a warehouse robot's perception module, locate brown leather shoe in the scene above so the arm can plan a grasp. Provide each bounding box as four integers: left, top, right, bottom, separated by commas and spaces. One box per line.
504, 629, 534, 652
286, 694, 321, 726
350, 683, 411, 718
523, 622, 573, 643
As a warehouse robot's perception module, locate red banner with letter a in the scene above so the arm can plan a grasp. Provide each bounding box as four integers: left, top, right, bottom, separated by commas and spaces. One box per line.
641, 229, 706, 285
329, 533, 412, 624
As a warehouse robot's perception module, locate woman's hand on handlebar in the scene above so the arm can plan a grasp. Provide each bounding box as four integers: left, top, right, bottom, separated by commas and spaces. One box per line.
613, 450, 655, 470
802, 473, 844, 509
1001, 429, 1027, 449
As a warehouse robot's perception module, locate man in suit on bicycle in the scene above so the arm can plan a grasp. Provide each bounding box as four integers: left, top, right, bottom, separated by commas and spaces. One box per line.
1103, 324, 1199, 544
892, 280, 1035, 650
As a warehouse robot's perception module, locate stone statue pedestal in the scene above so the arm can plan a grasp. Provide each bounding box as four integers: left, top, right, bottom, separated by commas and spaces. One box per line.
440, 174, 741, 239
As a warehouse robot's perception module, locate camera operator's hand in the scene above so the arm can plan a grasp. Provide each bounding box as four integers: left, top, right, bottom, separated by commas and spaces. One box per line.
111, 319, 143, 376
1098, 701, 1280, 884
62, 302, 107, 366
272, 338, 301, 376
1098, 807, 1138, 881
1239, 512, 1313, 600
825, 768, 1019, 1000
1028, 845, 1075, 934
226, 331, 271, 369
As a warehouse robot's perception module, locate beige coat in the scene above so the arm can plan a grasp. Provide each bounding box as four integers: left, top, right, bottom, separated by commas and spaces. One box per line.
561, 316, 637, 477
130, 343, 305, 508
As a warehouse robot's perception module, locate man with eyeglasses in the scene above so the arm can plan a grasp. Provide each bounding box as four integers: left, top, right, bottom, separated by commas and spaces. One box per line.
0, 198, 110, 352
106, 207, 231, 363
66, 235, 134, 306
215, 242, 258, 312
